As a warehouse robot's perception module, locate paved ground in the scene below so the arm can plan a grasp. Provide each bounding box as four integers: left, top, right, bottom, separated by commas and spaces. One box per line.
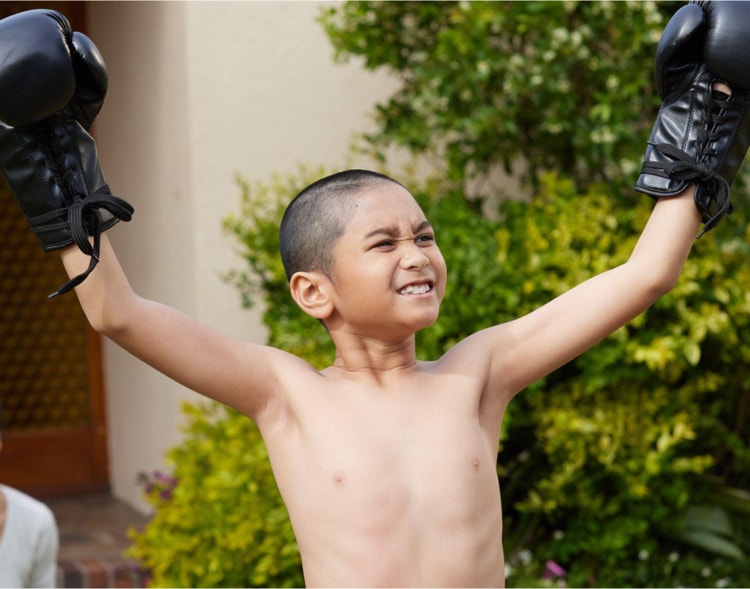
45, 493, 151, 588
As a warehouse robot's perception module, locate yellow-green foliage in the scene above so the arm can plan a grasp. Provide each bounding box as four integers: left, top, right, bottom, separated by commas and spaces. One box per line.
489, 176, 750, 586
126, 402, 303, 588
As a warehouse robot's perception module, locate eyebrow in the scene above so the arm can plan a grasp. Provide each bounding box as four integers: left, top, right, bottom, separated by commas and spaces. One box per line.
364, 220, 433, 240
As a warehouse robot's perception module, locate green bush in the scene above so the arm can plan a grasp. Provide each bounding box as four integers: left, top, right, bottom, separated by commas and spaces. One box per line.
126, 402, 303, 588
318, 0, 679, 192
491, 177, 750, 587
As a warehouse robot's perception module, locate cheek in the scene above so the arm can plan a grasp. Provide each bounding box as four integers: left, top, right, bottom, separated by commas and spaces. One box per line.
433, 249, 448, 280
331, 260, 388, 302
430, 258, 448, 301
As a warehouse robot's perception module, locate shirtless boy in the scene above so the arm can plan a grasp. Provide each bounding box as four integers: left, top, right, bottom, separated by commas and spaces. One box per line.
0, 2, 749, 587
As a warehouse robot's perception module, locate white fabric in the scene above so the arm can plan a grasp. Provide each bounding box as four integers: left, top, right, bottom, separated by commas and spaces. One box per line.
0, 485, 59, 588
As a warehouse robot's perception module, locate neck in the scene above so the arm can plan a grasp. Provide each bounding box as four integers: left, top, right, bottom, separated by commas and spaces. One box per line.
327, 330, 419, 381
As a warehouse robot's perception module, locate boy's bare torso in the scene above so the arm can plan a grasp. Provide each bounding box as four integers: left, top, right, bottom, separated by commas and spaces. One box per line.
260, 353, 507, 587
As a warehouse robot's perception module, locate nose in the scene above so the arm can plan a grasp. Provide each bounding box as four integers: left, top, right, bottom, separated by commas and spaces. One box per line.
401, 243, 430, 270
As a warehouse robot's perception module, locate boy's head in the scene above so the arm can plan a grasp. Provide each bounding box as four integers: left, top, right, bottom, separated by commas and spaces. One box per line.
279, 169, 404, 281
280, 169, 446, 335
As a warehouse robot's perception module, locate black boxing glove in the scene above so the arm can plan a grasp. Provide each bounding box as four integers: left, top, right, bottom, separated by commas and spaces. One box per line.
635, 1, 750, 236
0, 9, 133, 297
0, 9, 107, 129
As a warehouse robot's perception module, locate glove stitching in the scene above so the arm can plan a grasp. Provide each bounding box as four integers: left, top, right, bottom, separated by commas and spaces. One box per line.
43, 114, 134, 297
641, 83, 734, 235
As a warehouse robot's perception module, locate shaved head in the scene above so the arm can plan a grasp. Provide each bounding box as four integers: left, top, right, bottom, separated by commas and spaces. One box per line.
279, 169, 404, 280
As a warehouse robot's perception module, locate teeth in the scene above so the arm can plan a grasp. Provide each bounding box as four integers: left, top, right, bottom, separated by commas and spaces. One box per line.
399, 283, 431, 295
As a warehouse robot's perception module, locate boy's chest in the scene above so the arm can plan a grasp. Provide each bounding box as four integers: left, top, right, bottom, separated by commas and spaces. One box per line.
268, 382, 501, 528
310, 399, 489, 475
297, 374, 489, 461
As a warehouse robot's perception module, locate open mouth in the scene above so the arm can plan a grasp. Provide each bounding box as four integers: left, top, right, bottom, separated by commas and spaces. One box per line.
398, 282, 433, 295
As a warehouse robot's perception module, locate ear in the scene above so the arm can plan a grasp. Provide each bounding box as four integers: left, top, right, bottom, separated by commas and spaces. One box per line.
289, 271, 334, 320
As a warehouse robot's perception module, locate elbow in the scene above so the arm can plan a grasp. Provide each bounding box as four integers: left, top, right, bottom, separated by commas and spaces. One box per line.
83, 292, 138, 341
86, 306, 122, 339
626, 250, 686, 303
93, 314, 124, 340
644, 266, 681, 302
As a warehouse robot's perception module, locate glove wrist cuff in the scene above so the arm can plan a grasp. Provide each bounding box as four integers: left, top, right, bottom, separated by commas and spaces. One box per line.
636, 64, 750, 233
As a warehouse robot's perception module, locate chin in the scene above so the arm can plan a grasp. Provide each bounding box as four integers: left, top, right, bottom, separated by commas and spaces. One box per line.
413, 311, 440, 331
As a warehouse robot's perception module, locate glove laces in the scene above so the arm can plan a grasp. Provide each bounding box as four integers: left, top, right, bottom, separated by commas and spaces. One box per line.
640, 88, 734, 237
643, 143, 733, 237
46, 184, 134, 298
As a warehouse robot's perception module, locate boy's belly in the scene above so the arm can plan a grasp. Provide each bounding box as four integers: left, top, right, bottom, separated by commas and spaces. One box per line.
298, 501, 505, 587
283, 436, 505, 587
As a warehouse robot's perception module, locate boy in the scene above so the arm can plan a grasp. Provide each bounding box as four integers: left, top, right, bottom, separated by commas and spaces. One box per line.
1, 2, 749, 587
66, 173, 700, 588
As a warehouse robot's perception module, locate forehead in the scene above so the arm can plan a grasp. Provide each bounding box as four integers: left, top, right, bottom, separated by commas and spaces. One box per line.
345, 183, 427, 231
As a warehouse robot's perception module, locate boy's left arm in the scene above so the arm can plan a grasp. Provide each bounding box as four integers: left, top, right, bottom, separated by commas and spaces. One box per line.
474, 1, 750, 406
479, 186, 700, 400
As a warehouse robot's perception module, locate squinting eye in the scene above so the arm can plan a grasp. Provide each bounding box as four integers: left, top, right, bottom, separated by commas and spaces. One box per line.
417, 234, 435, 244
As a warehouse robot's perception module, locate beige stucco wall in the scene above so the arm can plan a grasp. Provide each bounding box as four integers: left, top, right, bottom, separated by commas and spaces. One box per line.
86, 1, 400, 512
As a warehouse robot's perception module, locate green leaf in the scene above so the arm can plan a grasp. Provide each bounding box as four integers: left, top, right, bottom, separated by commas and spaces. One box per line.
684, 505, 733, 537
678, 529, 745, 560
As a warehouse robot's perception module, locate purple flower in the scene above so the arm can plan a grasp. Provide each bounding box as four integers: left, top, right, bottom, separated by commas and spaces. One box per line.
137, 469, 178, 501
542, 560, 566, 579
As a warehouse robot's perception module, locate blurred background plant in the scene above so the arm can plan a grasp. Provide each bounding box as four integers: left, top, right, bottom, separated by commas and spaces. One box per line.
126, 403, 303, 588
319, 0, 673, 193
127, 1, 750, 586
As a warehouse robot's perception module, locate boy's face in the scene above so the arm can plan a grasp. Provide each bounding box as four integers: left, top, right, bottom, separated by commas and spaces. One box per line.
325, 182, 447, 339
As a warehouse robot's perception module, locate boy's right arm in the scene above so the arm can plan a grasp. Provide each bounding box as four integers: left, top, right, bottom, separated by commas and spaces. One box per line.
0, 10, 302, 426
60, 234, 298, 424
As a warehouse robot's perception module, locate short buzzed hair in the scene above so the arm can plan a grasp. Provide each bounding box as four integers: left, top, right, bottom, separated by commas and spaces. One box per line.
279, 169, 403, 280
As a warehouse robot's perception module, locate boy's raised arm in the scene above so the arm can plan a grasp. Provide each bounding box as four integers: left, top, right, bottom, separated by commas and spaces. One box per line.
477, 1, 750, 401
0, 10, 295, 424
483, 189, 700, 399
59, 234, 293, 422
